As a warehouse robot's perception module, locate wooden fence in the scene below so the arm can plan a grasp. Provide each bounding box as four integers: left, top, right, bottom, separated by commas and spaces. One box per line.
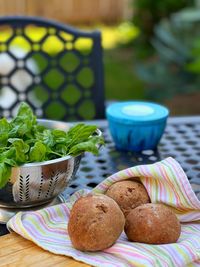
0, 0, 132, 24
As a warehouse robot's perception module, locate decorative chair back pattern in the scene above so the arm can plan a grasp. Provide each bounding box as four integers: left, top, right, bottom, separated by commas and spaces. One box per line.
0, 16, 105, 120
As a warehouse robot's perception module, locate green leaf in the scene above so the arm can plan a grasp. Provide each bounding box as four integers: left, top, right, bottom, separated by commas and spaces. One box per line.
68, 136, 104, 156
42, 129, 55, 147
0, 118, 10, 146
52, 129, 67, 144
45, 147, 62, 160
0, 147, 17, 167
0, 118, 10, 133
53, 144, 68, 155
35, 124, 46, 131
9, 102, 36, 137
0, 163, 11, 188
4, 158, 16, 166
29, 141, 46, 162
65, 124, 98, 151
67, 124, 97, 139
9, 139, 30, 163
1, 147, 16, 159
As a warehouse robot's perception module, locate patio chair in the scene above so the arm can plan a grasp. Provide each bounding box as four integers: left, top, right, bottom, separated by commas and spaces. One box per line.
0, 16, 105, 121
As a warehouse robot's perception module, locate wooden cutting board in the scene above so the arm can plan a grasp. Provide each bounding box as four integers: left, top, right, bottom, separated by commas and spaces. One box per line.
0, 233, 90, 267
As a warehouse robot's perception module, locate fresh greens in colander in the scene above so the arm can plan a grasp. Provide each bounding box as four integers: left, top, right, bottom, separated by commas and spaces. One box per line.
0, 102, 104, 188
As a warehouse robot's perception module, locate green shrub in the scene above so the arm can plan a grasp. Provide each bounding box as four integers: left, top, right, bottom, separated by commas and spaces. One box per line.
132, 0, 193, 57
136, 7, 200, 101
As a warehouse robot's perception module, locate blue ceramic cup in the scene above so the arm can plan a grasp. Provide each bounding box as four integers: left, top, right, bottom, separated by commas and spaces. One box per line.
106, 101, 169, 152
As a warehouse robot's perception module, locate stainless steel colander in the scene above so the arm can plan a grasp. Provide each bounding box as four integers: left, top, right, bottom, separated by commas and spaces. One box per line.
0, 119, 101, 208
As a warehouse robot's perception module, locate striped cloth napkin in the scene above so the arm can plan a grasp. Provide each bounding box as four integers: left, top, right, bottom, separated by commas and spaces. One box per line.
7, 157, 200, 267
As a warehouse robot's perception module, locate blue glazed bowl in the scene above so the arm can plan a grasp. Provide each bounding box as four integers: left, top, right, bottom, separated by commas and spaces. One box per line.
106, 101, 169, 152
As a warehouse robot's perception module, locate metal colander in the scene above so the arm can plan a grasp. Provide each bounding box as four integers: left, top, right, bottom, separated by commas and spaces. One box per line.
0, 119, 101, 208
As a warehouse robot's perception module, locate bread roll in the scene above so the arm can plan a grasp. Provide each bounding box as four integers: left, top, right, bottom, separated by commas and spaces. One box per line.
68, 194, 125, 251
125, 203, 181, 244
105, 180, 150, 217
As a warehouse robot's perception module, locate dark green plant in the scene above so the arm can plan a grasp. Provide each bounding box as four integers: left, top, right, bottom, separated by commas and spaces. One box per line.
132, 0, 193, 57
136, 7, 200, 101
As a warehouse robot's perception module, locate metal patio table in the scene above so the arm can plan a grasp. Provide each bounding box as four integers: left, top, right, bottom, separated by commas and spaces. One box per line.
0, 115, 200, 236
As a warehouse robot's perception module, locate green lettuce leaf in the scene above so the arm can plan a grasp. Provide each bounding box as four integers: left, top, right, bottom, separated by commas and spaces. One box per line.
29, 141, 46, 162
9, 102, 36, 138
0, 118, 10, 146
42, 129, 55, 147
0, 163, 11, 188
68, 136, 104, 156
9, 139, 30, 163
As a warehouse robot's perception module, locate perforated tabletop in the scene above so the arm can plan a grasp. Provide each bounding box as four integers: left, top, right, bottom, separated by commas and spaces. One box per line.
0, 116, 200, 236
64, 117, 200, 199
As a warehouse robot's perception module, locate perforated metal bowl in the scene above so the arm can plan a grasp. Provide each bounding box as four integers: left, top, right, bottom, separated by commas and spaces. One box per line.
0, 119, 102, 208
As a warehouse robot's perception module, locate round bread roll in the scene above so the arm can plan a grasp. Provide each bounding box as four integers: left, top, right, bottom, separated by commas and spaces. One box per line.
105, 180, 150, 217
68, 194, 125, 251
125, 203, 181, 244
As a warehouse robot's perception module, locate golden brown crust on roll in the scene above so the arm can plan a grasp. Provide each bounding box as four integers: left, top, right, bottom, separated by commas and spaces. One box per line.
68, 194, 125, 251
105, 180, 150, 217
125, 203, 181, 244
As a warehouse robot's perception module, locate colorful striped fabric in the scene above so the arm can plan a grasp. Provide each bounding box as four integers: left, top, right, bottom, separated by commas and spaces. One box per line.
7, 157, 200, 267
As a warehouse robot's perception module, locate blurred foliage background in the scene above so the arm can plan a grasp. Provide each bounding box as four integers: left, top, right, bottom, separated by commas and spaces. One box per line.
132, 0, 194, 57
75, 0, 200, 115
103, 0, 200, 115
0, 0, 200, 117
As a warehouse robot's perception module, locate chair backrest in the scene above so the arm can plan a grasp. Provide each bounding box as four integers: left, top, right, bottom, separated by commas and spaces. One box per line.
0, 16, 105, 120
